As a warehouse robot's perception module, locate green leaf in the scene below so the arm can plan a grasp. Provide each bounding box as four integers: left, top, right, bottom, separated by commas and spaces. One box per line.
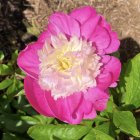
113, 110, 139, 137
2, 133, 20, 140
0, 51, 4, 61
6, 78, 23, 98
119, 54, 140, 108
28, 124, 90, 140
0, 64, 13, 75
0, 114, 32, 133
33, 115, 54, 124
0, 79, 13, 90
20, 116, 39, 125
95, 122, 116, 138
83, 129, 114, 140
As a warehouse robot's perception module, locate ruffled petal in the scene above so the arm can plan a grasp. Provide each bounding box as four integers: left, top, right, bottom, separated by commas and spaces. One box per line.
24, 76, 55, 117
17, 42, 43, 79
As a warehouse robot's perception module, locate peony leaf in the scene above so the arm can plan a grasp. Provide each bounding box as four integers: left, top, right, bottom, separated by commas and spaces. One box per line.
0, 64, 13, 75
95, 122, 116, 138
83, 129, 114, 140
113, 110, 139, 137
28, 124, 90, 140
118, 53, 140, 109
0, 79, 13, 90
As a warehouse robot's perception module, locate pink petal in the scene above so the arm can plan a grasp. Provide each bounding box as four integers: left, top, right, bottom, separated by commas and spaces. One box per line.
94, 99, 108, 111
50, 12, 80, 36
84, 108, 97, 119
24, 76, 55, 117
17, 42, 43, 79
38, 24, 59, 43
70, 6, 120, 54
103, 55, 121, 84
97, 55, 121, 89
97, 72, 112, 90
38, 12, 80, 43
70, 6, 97, 25
84, 87, 109, 111
44, 92, 84, 124
105, 32, 120, 54
81, 15, 101, 40
90, 25, 111, 53
100, 16, 120, 54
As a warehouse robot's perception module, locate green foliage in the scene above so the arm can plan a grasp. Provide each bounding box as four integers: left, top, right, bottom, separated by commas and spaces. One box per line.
28, 124, 90, 140
113, 110, 139, 137
83, 129, 114, 140
1, 50, 140, 140
118, 53, 140, 109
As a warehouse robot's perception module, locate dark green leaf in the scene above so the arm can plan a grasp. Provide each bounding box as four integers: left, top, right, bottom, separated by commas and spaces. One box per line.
2, 133, 20, 140
0, 114, 32, 133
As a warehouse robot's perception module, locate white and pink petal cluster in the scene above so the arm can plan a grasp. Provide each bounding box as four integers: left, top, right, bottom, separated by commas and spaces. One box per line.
18, 6, 121, 124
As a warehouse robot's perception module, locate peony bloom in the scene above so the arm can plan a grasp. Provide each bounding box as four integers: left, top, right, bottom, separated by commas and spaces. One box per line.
17, 6, 121, 124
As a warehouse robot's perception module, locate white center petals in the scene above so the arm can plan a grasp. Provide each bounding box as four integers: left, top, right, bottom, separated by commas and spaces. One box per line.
38, 34, 102, 100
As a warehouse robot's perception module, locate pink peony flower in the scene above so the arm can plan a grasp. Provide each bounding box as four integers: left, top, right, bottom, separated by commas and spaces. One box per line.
17, 6, 121, 124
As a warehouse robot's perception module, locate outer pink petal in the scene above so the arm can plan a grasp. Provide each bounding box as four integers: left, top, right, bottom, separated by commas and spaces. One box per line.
100, 16, 120, 54
44, 92, 84, 124
70, 6, 120, 54
97, 55, 121, 89
103, 55, 121, 84
89, 25, 111, 53
81, 15, 101, 40
70, 6, 97, 24
97, 72, 112, 90
84, 108, 97, 119
38, 24, 59, 43
17, 42, 42, 79
38, 12, 80, 43
49, 12, 80, 36
24, 76, 55, 117
84, 87, 109, 111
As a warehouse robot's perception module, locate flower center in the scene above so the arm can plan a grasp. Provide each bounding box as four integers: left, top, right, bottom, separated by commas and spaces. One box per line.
57, 56, 72, 71
38, 34, 102, 100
